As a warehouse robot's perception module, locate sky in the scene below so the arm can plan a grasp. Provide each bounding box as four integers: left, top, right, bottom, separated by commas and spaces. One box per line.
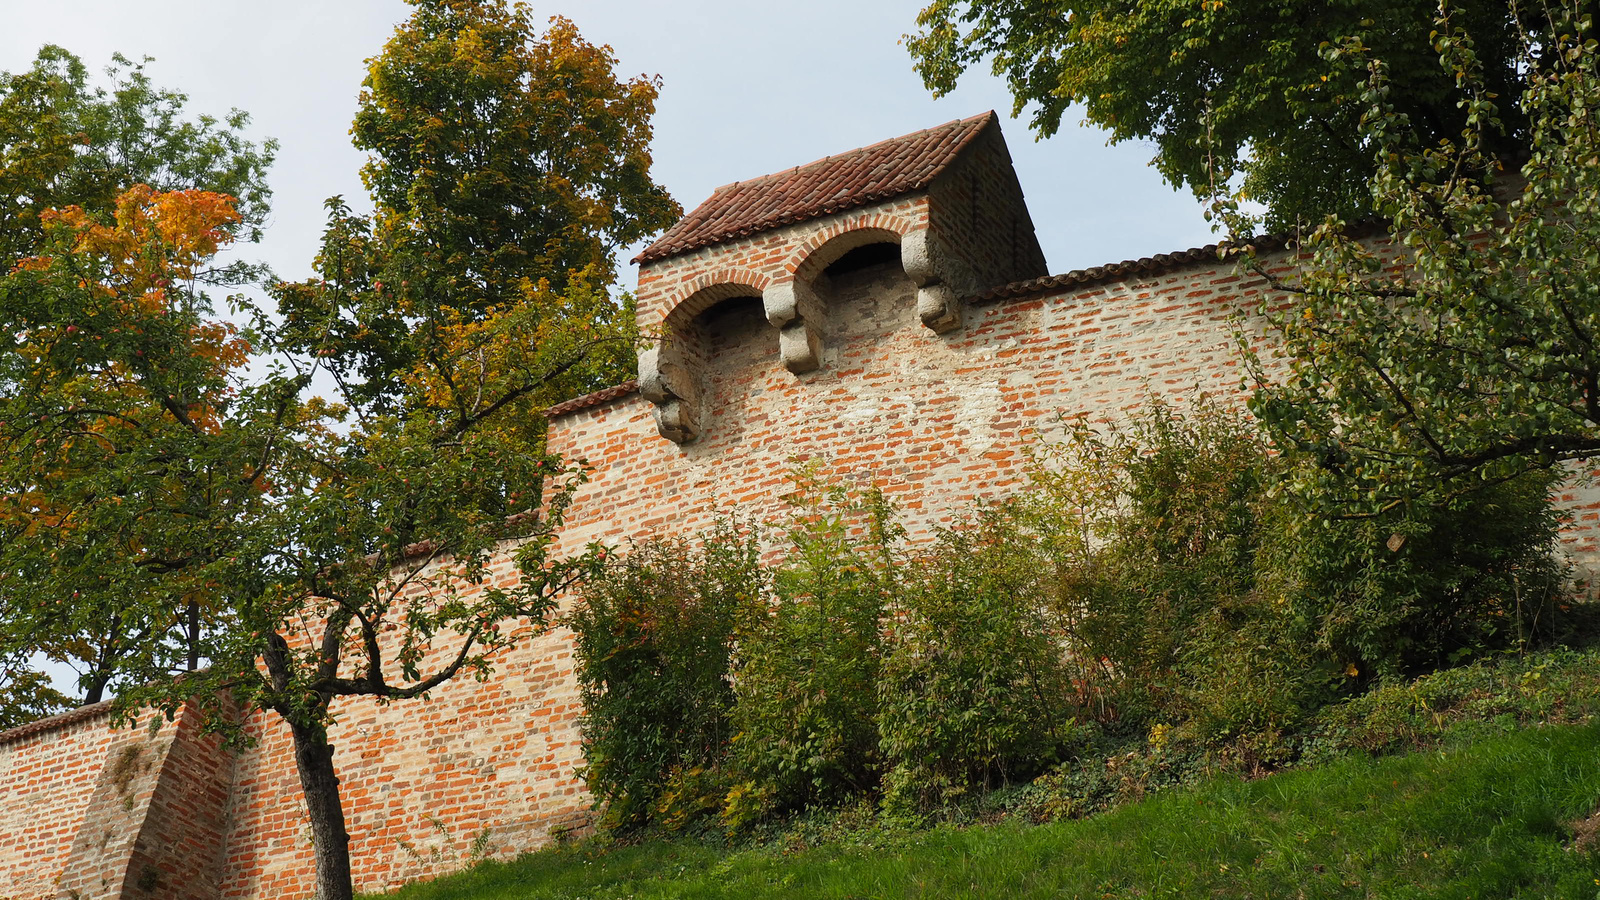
2, 0, 1216, 295
4, 0, 1214, 698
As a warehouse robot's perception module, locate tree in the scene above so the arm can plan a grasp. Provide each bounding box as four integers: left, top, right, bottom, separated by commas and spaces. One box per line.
0, 45, 275, 715
0, 655, 71, 729
905, 0, 1547, 230
0, 6, 677, 899
1243, 1, 1600, 505
0, 187, 270, 710
0, 45, 274, 270
336, 2, 679, 405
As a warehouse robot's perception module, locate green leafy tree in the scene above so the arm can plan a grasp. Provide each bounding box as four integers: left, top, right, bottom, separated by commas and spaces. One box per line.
1244, 1, 1600, 502
0, 7, 678, 898
906, 0, 1548, 230
0, 45, 274, 717
0, 655, 72, 729
723, 480, 898, 828
336, 1, 679, 405
879, 508, 1079, 815
0, 45, 274, 270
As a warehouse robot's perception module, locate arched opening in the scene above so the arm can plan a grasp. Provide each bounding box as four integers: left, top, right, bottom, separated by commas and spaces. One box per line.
808, 238, 918, 352
697, 294, 768, 355
822, 241, 903, 279
642, 284, 771, 444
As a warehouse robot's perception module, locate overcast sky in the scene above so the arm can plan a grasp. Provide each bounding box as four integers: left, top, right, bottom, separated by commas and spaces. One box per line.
3, 0, 1215, 296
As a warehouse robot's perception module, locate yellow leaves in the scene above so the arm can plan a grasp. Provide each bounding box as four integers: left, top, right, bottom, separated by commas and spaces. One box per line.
25, 185, 240, 297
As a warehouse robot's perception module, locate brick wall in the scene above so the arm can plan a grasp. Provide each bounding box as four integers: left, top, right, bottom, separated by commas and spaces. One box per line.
1, 700, 228, 900
554, 251, 1279, 550
924, 123, 1048, 296
6, 225, 1600, 898
212, 610, 592, 898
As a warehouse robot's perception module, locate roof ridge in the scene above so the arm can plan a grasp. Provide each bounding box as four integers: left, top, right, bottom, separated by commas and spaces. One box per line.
708, 112, 993, 198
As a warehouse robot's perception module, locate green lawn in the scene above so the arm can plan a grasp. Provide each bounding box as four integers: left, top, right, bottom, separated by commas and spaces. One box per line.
379, 720, 1600, 900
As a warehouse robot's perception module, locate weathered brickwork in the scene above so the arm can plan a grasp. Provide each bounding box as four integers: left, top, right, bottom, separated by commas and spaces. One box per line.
1, 700, 228, 900
213, 601, 591, 898
555, 252, 1283, 551
5, 113, 1600, 899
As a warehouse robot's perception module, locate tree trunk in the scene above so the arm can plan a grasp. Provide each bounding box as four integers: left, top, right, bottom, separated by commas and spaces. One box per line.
288, 718, 354, 900
186, 599, 200, 671
82, 668, 111, 705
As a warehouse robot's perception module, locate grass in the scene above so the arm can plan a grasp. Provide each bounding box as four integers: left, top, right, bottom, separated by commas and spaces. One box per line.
377, 718, 1600, 900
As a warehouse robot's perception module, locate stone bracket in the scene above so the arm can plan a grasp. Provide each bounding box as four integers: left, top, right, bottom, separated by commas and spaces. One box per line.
638, 344, 701, 444
763, 280, 824, 374
917, 283, 962, 334
902, 228, 963, 334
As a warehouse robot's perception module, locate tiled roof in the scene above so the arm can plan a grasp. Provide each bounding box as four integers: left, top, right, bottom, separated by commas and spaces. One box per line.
970, 223, 1382, 304
635, 112, 997, 265
544, 380, 639, 419
0, 698, 114, 745
969, 244, 1246, 304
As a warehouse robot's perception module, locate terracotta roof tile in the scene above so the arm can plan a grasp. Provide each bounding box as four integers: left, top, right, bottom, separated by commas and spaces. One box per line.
969, 244, 1245, 304
635, 113, 996, 265
544, 380, 638, 419
970, 223, 1383, 304
0, 699, 114, 745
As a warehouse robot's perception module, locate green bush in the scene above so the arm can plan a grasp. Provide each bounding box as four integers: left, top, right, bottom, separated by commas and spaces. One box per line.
1264, 470, 1568, 681
568, 527, 763, 831
1024, 401, 1325, 740
1027, 399, 1569, 742
1301, 648, 1600, 763
567, 403, 1574, 836
723, 481, 896, 827
878, 508, 1081, 815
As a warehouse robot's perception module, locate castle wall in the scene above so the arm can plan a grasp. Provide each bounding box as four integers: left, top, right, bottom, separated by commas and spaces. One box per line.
212, 613, 591, 898
1, 700, 229, 900
8, 243, 1600, 899
553, 251, 1280, 551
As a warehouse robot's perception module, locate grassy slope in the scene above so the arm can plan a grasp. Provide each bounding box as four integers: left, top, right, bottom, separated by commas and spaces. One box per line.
381, 720, 1600, 900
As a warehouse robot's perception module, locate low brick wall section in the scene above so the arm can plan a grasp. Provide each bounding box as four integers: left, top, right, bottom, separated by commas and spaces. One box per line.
1, 699, 229, 900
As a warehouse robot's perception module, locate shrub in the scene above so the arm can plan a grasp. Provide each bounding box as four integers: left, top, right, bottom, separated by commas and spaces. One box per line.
1300, 648, 1600, 763
1027, 398, 1568, 741
568, 403, 1572, 835
568, 527, 763, 831
723, 480, 896, 827
878, 508, 1081, 814
1264, 469, 1568, 681
1024, 400, 1322, 738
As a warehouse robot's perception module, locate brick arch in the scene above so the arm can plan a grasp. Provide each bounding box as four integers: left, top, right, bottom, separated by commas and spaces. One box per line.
788, 219, 911, 283
642, 277, 775, 445
659, 270, 772, 332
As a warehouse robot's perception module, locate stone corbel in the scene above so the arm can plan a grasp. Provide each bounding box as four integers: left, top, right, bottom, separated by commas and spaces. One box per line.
762, 279, 824, 373
638, 344, 701, 444
901, 228, 963, 334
